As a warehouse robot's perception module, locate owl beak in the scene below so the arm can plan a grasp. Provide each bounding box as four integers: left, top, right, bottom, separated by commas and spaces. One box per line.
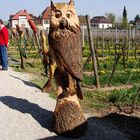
59, 19, 68, 29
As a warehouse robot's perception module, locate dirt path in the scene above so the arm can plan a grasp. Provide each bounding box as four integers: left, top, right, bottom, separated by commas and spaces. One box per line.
0, 67, 139, 140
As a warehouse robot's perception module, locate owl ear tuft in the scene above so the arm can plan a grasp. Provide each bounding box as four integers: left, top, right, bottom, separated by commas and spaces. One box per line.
51, 0, 56, 10
51, 0, 54, 7
69, 0, 74, 5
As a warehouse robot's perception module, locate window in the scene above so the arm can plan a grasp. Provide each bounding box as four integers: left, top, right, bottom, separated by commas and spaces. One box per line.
44, 20, 49, 24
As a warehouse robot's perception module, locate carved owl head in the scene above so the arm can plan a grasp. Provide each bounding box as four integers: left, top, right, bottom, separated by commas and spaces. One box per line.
50, 0, 80, 29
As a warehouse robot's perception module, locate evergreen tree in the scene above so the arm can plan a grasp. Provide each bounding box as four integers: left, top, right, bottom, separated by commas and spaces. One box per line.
122, 6, 128, 29
134, 14, 140, 22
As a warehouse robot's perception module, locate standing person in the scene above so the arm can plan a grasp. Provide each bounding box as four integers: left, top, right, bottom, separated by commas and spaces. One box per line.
0, 19, 9, 70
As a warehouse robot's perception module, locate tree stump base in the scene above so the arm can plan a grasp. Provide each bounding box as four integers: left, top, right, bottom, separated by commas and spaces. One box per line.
53, 94, 88, 138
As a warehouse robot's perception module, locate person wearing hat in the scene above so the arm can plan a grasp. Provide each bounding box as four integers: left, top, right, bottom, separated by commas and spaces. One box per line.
0, 19, 9, 70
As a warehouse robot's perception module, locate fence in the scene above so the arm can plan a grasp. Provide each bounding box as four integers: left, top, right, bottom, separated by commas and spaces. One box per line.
82, 28, 140, 59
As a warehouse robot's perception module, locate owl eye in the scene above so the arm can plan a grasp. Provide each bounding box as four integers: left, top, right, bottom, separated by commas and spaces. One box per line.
66, 13, 71, 18
66, 11, 72, 18
55, 11, 61, 18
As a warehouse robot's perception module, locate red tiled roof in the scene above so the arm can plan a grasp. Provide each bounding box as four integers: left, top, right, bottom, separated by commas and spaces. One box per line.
10, 10, 33, 20
40, 7, 51, 20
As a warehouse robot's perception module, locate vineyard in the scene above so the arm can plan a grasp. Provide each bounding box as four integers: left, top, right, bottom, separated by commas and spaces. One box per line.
83, 28, 140, 86
8, 26, 140, 113
1, 0, 140, 139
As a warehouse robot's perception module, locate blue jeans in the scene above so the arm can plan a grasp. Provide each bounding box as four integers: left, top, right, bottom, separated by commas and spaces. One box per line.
0, 45, 8, 69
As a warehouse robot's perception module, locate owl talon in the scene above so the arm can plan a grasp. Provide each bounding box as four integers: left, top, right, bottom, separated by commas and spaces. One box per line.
58, 90, 69, 99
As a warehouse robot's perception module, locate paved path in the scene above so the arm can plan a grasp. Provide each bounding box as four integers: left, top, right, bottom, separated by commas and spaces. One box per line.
0, 67, 138, 140
0, 67, 58, 140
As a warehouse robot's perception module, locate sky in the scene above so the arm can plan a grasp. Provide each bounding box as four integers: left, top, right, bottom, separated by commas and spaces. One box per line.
0, 0, 140, 21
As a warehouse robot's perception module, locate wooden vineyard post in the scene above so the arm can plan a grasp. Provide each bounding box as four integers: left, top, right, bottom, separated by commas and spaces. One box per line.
108, 53, 121, 86
102, 29, 105, 57
86, 15, 100, 89
122, 31, 126, 69
115, 28, 118, 60
81, 25, 85, 47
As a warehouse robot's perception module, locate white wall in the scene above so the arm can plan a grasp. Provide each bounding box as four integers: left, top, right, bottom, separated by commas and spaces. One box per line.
18, 16, 28, 28
99, 23, 112, 29
42, 19, 50, 30
11, 20, 18, 28
11, 16, 31, 29
136, 22, 140, 29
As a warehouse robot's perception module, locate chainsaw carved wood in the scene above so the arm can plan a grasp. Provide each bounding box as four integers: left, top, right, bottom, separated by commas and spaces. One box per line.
49, 0, 87, 137
15, 25, 26, 69
40, 31, 55, 93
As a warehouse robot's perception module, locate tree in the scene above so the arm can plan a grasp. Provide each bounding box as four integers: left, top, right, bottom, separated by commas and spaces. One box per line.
105, 12, 116, 27
134, 14, 140, 22
133, 14, 140, 28
115, 16, 122, 29
134, 14, 140, 26
122, 6, 128, 29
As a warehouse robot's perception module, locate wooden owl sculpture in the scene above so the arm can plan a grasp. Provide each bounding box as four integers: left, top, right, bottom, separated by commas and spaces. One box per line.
49, 0, 83, 99
49, 0, 87, 138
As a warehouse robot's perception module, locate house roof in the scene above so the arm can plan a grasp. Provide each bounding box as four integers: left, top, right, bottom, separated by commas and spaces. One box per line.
91, 16, 112, 24
10, 9, 33, 20
40, 7, 51, 20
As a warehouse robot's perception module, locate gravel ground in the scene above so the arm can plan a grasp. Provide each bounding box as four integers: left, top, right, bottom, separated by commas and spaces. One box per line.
0, 67, 139, 140
0, 67, 57, 140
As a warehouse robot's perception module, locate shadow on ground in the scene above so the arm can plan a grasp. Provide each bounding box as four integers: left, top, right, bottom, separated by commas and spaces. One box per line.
0, 96, 140, 140
0, 96, 53, 130
39, 113, 140, 140
10, 75, 42, 90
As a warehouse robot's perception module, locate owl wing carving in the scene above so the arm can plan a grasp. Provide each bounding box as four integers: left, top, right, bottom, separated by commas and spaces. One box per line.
49, 28, 83, 81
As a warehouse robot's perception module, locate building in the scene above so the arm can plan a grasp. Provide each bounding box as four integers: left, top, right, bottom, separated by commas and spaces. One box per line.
9, 9, 35, 29
91, 16, 112, 29
9, 7, 51, 31
39, 7, 51, 30
135, 19, 140, 29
